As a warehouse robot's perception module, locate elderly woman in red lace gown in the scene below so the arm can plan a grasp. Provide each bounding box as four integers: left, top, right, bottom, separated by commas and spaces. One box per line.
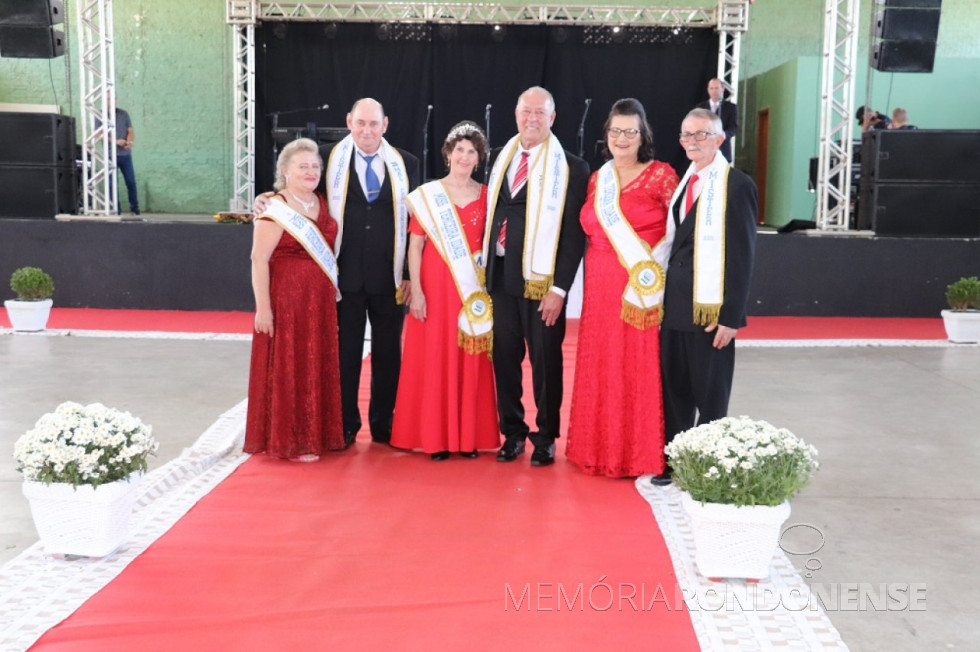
245, 138, 344, 461
566, 99, 679, 478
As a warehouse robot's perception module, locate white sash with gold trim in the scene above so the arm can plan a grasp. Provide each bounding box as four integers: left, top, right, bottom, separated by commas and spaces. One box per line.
257, 197, 340, 300
407, 181, 492, 356
666, 151, 730, 325
483, 133, 570, 299
593, 161, 670, 329
325, 134, 410, 303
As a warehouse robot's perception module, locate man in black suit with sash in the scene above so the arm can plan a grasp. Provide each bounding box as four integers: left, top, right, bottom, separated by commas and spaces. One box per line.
483, 87, 589, 466
652, 108, 757, 485
696, 78, 739, 163
320, 99, 420, 447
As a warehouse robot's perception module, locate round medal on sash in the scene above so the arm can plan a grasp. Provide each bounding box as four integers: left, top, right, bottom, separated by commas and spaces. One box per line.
628, 260, 664, 296
463, 291, 492, 323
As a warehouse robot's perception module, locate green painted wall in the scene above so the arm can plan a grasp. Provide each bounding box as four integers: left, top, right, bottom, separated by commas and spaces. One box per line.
1, 0, 978, 214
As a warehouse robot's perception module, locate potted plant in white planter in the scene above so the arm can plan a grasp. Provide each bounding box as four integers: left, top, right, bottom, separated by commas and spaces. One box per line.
941, 276, 980, 343
14, 401, 158, 557
664, 416, 819, 582
4, 266, 55, 332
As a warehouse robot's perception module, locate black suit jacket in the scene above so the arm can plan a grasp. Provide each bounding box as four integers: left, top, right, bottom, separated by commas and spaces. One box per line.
484, 146, 589, 297
696, 100, 739, 162
661, 167, 757, 331
317, 142, 420, 295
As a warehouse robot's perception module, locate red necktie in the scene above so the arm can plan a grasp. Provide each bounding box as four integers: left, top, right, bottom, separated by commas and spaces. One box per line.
500, 151, 531, 247
684, 174, 700, 218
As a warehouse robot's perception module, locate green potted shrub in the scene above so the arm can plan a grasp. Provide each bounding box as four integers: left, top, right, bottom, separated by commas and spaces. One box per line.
664, 416, 819, 581
941, 276, 980, 343
4, 266, 55, 332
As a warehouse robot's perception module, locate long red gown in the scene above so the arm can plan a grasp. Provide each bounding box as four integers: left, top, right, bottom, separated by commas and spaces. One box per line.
244, 193, 345, 457
566, 161, 679, 477
391, 186, 500, 454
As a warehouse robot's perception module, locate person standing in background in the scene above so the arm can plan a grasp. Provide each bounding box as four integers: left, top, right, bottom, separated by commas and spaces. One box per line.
695, 79, 738, 163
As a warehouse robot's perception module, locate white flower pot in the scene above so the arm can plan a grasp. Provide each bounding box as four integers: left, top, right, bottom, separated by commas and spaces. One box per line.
941, 309, 980, 343
22, 473, 142, 557
680, 491, 791, 581
4, 298, 53, 332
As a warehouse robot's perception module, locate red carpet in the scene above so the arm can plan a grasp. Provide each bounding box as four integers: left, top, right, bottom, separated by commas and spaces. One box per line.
1, 307, 949, 340
32, 450, 697, 650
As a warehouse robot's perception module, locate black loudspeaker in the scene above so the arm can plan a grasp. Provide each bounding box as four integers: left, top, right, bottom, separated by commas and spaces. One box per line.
862, 184, 979, 237
861, 130, 980, 184
0, 25, 64, 58
0, 165, 78, 219
0, 0, 64, 26
875, 0, 941, 8
0, 0, 65, 58
874, 8, 941, 41
870, 1, 941, 73
0, 112, 76, 166
872, 40, 937, 73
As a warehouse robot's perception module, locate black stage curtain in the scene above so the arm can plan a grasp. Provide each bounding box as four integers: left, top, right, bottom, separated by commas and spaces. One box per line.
257, 22, 716, 186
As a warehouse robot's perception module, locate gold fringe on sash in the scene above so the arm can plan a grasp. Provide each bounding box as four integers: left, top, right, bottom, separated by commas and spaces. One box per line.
621, 302, 663, 330
395, 285, 405, 305
458, 330, 493, 359
524, 277, 553, 301
693, 303, 722, 326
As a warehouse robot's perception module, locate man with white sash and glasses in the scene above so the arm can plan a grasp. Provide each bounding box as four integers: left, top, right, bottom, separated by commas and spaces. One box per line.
254, 98, 420, 448
651, 108, 758, 486
484, 86, 589, 467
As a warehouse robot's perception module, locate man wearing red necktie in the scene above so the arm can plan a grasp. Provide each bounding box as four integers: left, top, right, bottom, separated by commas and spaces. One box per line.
652, 108, 757, 486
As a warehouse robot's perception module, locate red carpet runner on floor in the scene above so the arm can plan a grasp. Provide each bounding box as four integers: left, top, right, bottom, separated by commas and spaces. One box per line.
31, 328, 700, 651
1, 307, 949, 339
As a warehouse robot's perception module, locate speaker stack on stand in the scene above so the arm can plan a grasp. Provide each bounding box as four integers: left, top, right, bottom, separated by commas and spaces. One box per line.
871, 0, 941, 73
0, 0, 65, 59
857, 0, 980, 237
0, 1, 79, 219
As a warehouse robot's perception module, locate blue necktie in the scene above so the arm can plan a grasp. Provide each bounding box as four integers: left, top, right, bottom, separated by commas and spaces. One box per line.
361, 153, 381, 203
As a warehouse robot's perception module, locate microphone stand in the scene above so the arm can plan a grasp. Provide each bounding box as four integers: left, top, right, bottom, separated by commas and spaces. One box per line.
577, 98, 592, 159
422, 105, 433, 182
270, 112, 280, 187
484, 103, 492, 182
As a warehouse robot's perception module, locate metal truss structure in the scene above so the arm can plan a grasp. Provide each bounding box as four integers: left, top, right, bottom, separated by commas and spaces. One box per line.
230, 25, 256, 212
74, 0, 117, 217
226, 1, 744, 210
816, 0, 859, 231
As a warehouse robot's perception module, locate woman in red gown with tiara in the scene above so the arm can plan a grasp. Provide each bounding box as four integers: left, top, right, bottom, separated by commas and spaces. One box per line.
245, 138, 344, 460
391, 122, 499, 460
567, 99, 679, 478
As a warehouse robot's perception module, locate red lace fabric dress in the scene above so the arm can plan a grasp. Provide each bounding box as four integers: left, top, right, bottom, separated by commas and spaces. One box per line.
391, 186, 500, 454
567, 161, 679, 477
244, 193, 344, 457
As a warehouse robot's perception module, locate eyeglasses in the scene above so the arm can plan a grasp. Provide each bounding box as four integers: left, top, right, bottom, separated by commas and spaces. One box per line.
608, 127, 640, 139
678, 131, 716, 142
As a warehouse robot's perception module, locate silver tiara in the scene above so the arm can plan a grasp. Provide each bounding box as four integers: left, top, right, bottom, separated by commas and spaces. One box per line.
446, 123, 483, 142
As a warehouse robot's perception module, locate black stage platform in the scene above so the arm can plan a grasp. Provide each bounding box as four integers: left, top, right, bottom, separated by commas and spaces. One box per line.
1, 218, 978, 317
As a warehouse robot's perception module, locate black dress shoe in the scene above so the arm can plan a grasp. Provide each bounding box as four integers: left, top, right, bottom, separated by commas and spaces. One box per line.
459, 451, 478, 459
430, 451, 450, 461
530, 443, 556, 467
649, 472, 672, 486
496, 440, 526, 462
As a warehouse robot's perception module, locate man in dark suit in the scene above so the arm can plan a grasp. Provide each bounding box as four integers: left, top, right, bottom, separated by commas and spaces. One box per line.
318, 98, 420, 447
484, 86, 589, 466
652, 108, 757, 485
696, 78, 739, 163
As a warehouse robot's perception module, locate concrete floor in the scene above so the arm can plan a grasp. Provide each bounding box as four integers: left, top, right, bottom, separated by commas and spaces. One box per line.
1, 332, 977, 651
